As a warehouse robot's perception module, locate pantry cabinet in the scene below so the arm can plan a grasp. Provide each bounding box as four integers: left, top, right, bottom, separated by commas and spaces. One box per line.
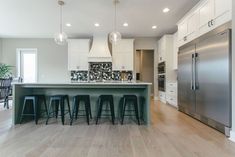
68, 39, 90, 71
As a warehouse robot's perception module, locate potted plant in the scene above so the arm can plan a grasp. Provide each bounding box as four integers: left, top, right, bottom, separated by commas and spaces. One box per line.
0, 64, 13, 79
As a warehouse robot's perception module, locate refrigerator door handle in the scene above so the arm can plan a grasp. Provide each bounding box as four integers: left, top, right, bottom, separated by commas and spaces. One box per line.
194, 53, 198, 90
191, 54, 195, 90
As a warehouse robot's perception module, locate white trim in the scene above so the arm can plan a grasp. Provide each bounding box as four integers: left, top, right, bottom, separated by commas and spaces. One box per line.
229, 131, 235, 143
16, 48, 38, 83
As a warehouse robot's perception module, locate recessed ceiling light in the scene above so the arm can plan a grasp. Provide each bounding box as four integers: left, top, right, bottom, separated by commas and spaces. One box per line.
94, 23, 100, 27
163, 8, 170, 13
66, 23, 72, 27
123, 23, 128, 27
152, 25, 157, 29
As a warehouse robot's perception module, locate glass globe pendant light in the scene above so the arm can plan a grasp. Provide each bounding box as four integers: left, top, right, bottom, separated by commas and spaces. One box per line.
54, 0, 68, 45
109, 0, 122, 44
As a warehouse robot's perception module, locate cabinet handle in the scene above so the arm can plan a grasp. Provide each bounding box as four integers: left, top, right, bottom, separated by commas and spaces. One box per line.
211, 19, 214, 26
183, 36, 187, 41
208, 21, 211, 27
76, 66, 80, 69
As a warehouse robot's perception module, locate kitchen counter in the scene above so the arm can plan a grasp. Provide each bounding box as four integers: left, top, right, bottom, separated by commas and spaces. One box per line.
12, 82, 152, 125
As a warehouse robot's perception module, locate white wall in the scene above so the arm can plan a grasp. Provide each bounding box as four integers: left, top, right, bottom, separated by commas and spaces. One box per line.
231, 0, 235, 141
134, 37, 158, 98
0, 38, 69, 83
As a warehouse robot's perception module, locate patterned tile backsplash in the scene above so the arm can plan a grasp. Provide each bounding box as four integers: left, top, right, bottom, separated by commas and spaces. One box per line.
89, 62, 112, 81
70, 62, 133, 82
71, 71, 88, 82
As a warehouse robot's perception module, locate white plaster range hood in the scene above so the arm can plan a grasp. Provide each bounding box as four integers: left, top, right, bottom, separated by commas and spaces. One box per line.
88, 34, 112, 62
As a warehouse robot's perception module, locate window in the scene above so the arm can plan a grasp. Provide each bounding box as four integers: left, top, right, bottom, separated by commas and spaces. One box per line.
17, 49, 37, 83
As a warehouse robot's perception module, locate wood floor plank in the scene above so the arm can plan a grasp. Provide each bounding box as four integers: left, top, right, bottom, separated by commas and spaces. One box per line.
0, 101, 235, 157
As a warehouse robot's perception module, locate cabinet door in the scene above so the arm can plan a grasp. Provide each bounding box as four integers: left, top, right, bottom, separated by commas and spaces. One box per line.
187, 10, 199, 41
178, 21, 188, 41
213, 0, 232, 28
112, 52, 133, 71
112, 39, 134, 71
68, 40, 89, 71
198, 0, 214, 35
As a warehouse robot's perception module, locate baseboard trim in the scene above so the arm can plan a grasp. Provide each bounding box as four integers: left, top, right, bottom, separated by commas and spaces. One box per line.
229, 130, 235, 143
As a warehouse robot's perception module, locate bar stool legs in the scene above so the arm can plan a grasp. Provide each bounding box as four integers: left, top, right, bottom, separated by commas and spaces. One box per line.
96, 95, 115, 125
70, 95, 92, 125
20, 95, 48, 124
46, 95, 71, 125
121, 95, 140, 125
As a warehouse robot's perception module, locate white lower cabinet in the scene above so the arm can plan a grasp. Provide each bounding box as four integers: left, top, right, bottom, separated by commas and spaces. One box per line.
159, 91, 166, 103
166, 83, 177, 107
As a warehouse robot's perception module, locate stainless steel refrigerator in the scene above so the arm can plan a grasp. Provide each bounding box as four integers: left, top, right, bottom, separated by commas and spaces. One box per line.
178, 24, 231, 136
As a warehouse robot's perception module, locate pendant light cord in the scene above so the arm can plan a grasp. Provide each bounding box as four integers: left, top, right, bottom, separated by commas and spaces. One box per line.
114, 1, 117, 31
60, 4, 63, 33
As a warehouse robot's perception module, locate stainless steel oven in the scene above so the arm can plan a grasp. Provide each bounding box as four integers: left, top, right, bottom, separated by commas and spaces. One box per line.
158, 75, 165, 91
158, 62, 165, 74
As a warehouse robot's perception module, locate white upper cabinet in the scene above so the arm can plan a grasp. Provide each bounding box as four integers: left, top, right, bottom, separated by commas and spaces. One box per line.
198, 0, 214, 34
112, 39, 134, 71
158, 36, 167, 63
213, 0, 232, 28
178, 9, 199, 46
177, 0, 232, 47
68, 39, 90, 71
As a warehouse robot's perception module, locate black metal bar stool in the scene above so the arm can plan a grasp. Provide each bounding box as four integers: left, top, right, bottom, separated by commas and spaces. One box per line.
96, 95, 115, 125
121, 95, 140, 125
46, 95, 71, 125
20, 95, 48, 124
70, 95, 92, 125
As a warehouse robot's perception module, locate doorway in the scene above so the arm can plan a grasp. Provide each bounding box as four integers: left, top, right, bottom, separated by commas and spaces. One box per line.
135, 50, 154, 95
17, 49, 37, 83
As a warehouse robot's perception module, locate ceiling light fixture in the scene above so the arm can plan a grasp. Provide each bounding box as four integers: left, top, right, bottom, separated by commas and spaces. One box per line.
66, 23, 72, 27
123, 22, 128, 27
109, 0, 121, 44
163, 8, 170, 13
94, 23, 100, 27
152, 25, 157, 29
54, 0, 68, 45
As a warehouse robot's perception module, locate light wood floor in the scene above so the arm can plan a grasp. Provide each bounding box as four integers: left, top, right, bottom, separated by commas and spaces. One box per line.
0, 100, 235, 157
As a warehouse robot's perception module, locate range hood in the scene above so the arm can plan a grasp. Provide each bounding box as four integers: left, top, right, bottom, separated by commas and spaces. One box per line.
88, 34, 112, 62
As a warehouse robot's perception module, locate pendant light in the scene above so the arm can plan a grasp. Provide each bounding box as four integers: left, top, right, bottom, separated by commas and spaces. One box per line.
109, 0, 122, 44
54, 0, 68, 45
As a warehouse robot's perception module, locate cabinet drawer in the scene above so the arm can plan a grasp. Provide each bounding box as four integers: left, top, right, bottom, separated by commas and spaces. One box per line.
166, 96, 177, 106
167, 83, 177, 88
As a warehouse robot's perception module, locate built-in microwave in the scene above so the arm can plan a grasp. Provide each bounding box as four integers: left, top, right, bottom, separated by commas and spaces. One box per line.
158, 62, 165, 74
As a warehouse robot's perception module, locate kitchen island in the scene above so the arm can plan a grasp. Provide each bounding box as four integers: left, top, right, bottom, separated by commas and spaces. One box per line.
12, 82, 152, 125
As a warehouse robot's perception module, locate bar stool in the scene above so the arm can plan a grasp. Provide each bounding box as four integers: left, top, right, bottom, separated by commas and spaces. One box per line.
70, 95, 92, 125
121, 95, 140, 125
96, 95, 115, 125
20, 95, 48, 124
46, 95, 71, 125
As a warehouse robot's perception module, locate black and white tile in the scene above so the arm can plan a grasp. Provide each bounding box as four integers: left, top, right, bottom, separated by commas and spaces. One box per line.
89, 62, 112, 81
71, 71, 88, 82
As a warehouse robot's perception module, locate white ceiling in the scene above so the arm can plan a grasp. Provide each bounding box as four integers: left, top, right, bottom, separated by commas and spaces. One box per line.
0, 0, 200, 38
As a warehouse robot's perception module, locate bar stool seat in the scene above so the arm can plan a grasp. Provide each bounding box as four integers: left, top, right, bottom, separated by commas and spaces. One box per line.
70, 95, 92, 125
46, 95, 71, 125
96, 95, 115, 125
20, 95, 48, 124
121, 95, 140, 125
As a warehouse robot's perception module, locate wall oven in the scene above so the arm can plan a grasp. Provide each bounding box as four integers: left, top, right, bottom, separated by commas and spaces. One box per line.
158, 75, 165, 92
158, 62, 165, 74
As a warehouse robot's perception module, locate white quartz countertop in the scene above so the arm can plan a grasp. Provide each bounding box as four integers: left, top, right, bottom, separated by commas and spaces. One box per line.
13, 81, 152, 86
